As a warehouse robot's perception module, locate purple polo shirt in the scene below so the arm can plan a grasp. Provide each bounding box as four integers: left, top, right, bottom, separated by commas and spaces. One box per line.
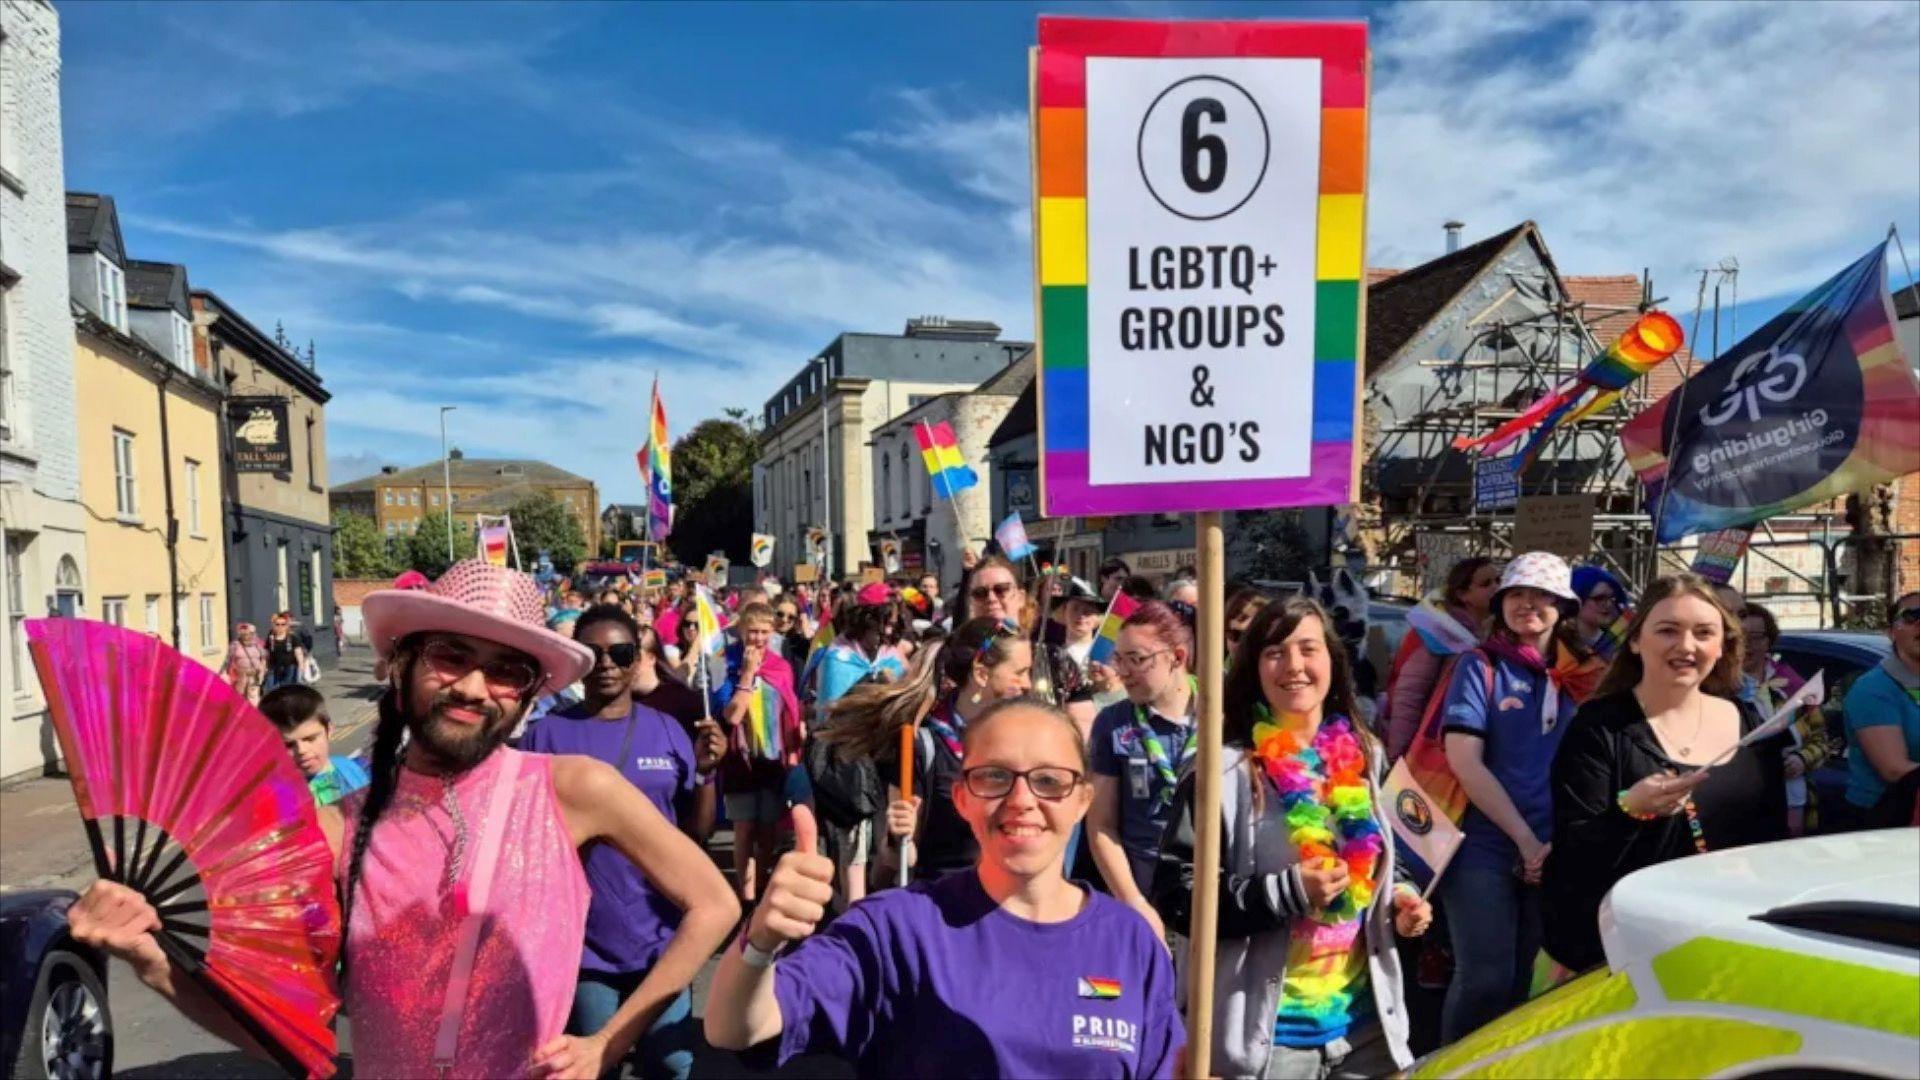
522, 701, 699, 974
773, 871, 1184, 1078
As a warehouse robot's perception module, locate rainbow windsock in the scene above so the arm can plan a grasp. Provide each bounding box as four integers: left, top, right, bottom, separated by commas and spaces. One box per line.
745, 680, 783, 761
1455, 310, 1684, 470
1085, 592, 1140, 666
914, 420, 978, 500
478, 525, 509, 567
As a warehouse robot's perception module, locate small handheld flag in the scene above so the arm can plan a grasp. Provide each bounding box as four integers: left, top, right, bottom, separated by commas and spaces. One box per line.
642, 568, 667, 590
694, 585, 726, 656
914, 420, 979, 500
995, 512, 1036, 561
1086, 592, 1140, 666
1707, 671, 1824, 769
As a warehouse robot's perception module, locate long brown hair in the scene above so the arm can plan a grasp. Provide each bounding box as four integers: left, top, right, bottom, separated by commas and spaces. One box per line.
821, 617, 1023, 760
1224, 597, 1377, 809
1594, 573, 1746, 699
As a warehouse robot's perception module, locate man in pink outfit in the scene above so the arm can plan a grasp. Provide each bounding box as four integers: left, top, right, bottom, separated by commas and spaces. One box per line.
67, 560, 738, 1078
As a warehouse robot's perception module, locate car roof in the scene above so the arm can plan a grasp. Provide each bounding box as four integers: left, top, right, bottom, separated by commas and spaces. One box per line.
1603, 829, 1918, 974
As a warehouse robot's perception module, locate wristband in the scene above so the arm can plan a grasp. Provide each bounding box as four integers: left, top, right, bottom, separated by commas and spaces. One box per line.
740, 934, 782, 969
1616, 788, 1658, 822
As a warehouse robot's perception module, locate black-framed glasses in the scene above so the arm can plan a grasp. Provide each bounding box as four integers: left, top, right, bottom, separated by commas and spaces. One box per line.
774, 609, 798, 623
962, 765, 1083, 801
419, 637, 541, 698
970, 581, 1016, 602
587, 642, 640, 668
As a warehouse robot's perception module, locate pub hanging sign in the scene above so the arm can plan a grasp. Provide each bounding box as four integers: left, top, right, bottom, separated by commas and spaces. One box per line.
228, 398, 292, 474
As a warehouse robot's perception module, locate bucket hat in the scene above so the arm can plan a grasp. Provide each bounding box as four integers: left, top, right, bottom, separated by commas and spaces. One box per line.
1494, 551, 1578, 603
362, 559, 594, 695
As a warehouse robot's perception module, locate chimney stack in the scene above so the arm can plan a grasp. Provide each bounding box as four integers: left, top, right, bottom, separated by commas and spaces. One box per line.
1444, 220, 1464, 255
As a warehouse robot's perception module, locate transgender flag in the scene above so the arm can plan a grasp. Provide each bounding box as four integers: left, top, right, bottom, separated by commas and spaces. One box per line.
636, 378, 673, 541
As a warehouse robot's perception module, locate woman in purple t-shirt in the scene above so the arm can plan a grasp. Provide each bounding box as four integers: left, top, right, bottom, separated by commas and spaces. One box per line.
522, 603, 731, 1080
706, 699, 1186, 1079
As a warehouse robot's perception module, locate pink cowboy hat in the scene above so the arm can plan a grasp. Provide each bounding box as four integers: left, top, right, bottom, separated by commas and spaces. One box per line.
361, 559, 593, 694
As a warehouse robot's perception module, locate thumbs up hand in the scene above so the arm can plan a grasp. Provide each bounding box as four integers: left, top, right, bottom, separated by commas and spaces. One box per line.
748, 802, 836, 953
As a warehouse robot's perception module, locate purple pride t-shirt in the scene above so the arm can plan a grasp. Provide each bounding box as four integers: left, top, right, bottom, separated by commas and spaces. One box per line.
522, 701, 699, 973
772, 871, 1184, 1078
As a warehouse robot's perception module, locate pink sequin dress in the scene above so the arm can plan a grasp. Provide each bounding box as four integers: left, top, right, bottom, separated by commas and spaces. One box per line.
337, 748, 589, 1078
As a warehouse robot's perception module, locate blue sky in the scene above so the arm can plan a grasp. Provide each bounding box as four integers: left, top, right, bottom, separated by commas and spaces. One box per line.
58, 0, 1920, 504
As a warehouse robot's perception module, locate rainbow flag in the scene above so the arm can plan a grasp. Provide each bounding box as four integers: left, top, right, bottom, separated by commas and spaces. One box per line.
1077, 977, 1122, 1000
1624, 242, 1919, 542
745, 679, 783, 760
642, 568, 667, 590
478, 525, 509, 567
914, 420, 978, 500
1085, 592, 1139, 666
636, 378, 673, 541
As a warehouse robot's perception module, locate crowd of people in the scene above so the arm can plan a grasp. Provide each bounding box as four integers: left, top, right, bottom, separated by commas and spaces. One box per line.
63, 547, 1920, 1078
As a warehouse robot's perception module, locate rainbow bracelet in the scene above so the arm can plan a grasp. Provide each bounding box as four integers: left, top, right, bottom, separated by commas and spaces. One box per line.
1616, 789, 1658, 822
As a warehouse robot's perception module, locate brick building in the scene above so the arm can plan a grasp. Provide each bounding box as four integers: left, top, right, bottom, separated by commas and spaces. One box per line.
331, 456, 600, 553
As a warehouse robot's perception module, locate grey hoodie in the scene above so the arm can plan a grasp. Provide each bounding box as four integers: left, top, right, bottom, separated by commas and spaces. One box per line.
1150, 745, 1413, 1078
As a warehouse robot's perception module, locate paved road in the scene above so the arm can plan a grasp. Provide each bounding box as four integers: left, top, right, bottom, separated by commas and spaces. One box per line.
0, 645, 848, 1078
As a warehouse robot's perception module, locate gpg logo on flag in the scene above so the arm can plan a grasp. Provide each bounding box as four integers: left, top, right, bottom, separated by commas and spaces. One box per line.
1699, 348, 1809, 427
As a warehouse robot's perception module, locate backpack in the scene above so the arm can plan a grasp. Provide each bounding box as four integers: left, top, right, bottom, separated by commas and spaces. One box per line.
804, 734, 881, 830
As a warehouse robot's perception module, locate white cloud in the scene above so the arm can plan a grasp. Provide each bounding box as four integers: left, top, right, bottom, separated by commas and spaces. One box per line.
1368, 0, 1920, 302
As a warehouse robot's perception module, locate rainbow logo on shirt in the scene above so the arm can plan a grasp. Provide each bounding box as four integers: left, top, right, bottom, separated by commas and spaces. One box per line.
1077, 977, 1122, 1000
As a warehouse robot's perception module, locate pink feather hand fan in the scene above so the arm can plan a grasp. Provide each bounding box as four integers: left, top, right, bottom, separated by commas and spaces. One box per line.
26, 618, 341, 1078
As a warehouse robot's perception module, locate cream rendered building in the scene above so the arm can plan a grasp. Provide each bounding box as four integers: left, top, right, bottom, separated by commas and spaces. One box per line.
68, 194, 228, 668
755, 318, 1029, 581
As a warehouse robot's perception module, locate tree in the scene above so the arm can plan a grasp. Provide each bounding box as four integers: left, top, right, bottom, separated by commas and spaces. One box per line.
504, 490, 589, 574
1228, 509, 1319, 584
668, 415, 757, 567
405, 512, 474, 579
333, 511, 397, 579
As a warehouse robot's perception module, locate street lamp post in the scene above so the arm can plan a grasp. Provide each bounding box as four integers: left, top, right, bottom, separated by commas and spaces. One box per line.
440, 406, 457, 563
813, 356, 833, 583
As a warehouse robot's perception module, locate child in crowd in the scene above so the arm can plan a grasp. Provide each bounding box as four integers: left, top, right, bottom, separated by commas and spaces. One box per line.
260, 684, 369, 806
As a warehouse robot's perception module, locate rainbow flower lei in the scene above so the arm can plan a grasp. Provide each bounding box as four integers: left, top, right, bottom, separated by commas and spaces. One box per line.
1250, 707, 1383, 923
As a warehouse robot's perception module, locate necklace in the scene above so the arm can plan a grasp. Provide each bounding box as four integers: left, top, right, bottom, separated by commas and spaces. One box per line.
1248, 707, 1383, 924
1639, 690, 1705, 759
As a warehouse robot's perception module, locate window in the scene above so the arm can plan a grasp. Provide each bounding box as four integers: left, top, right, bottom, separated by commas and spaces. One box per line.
385, 521, 396, 536
881, 454, 891, 521
102, 597, 127, 627
5, 536, 25, 688
185, 459, 202, 536
54, 556, 81, 618
384, 491, 393, 506
410, 492, 419, 507
1, 287, 15, 443
901, 444, 913, 516
430, 492, 440, 507
275, 543, 290, 613
304, 415, 317, 485
171, 315, 193, 371
112, 429, 138, 518
144, 595, 160, 634
309, 549, 322, 621
199, 594, 215, 651
94, 255, 126, 331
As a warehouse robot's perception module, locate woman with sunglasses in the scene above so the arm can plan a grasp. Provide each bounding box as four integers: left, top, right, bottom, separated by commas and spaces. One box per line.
854, 618, 1034, 882
1151, 596, 1430, 1079
707, 698, 1185, 1078
522, 604, 731, 1079
967, 555, 1096, 732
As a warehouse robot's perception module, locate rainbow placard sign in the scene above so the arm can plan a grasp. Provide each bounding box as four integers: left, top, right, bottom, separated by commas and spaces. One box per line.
1033, 17, 1367, 516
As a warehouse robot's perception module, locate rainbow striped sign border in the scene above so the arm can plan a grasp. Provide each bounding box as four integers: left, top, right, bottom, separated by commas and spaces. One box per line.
1033, 17, 1368, 517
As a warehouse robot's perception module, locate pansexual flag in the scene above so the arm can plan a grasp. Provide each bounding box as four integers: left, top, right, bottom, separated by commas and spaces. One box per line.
745, 679, 784, 761
694, 585, 726, 656
914, 420, 978, 500
1085, 592, 1140, 666
636, 378, 673, 541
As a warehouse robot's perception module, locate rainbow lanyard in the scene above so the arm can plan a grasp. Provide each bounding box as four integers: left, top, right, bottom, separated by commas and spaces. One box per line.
1131, 679, 1199, 807
922, 701, 965, 761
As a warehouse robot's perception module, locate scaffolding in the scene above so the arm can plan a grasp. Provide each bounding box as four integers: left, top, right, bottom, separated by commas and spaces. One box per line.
1364, 267, 1661, 592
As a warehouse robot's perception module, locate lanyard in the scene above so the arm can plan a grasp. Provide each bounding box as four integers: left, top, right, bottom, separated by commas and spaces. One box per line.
1132, 679, 1198, 805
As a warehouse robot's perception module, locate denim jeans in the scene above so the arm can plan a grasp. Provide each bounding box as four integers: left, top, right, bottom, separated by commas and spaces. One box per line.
1437, 860, 1542, 1044
569, 972, 695, 1080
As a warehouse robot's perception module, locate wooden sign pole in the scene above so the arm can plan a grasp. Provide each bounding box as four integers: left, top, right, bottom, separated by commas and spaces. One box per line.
1185, 509, 1226, 1080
